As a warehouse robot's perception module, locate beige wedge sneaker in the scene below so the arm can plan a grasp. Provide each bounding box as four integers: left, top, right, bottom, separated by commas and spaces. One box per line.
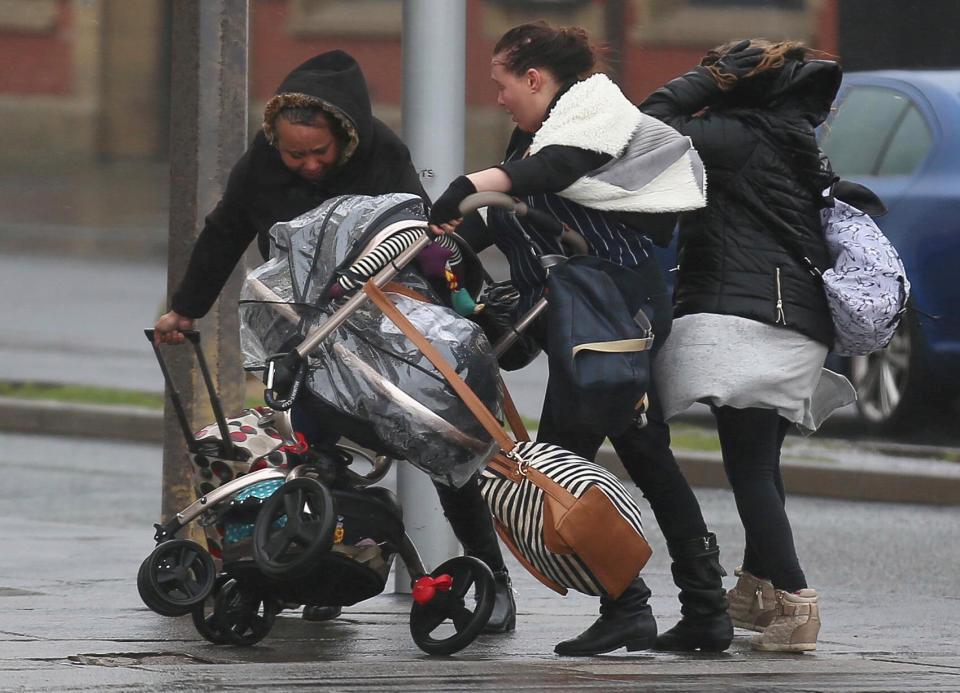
726, 566, 776, 631
750, 588, 820, 652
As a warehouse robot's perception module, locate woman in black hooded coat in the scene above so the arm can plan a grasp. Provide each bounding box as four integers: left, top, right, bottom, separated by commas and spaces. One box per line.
640, 39, 855, 652
152, 50, 516, 631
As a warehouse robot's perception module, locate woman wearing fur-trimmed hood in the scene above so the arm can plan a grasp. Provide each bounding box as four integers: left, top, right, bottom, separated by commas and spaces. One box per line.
157, 49, 426, 326
153, 51, 518, 630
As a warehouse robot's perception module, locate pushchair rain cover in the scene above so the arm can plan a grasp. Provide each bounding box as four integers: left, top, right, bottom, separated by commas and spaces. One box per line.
239, 193, 502, 488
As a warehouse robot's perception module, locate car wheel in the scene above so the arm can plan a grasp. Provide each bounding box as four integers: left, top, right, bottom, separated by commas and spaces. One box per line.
848, 312, 932, 430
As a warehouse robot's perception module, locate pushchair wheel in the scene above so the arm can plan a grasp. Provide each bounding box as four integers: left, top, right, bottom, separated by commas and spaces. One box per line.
409, 556, 495, 656
191, 575, 232, 644
137, 555, 187, 617
137, 539, 216, 616
213, 578, 279, 647
252, 477, 335, 579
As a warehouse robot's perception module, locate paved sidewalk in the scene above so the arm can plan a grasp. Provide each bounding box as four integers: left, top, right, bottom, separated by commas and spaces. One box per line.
1, 435, 958, 692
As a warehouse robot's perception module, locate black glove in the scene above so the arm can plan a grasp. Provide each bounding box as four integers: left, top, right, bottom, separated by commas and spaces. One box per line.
429, 175, 477, 226
713, 39, 765, 81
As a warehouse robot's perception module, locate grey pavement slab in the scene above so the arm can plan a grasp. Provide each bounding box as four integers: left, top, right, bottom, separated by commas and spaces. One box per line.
1, 433, 959, 690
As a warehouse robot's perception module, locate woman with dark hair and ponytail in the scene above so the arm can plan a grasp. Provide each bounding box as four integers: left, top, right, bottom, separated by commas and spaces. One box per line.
640, 39, 855, 652
431, 21, 732, 656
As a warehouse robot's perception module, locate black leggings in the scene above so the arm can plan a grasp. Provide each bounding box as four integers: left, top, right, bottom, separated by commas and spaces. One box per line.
538, 381, 709, 548
712, 405, 807, 592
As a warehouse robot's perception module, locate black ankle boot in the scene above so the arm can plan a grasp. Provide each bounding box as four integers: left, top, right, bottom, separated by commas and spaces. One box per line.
302, 605, 342, 621
482, 570, 517, 633
654, 533, 733, 652
435, 477, 516, 634
554, 578, 658, 656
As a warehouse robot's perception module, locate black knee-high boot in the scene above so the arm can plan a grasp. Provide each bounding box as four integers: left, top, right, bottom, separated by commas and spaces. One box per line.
554, 577, 658, 656
654, 533, 733, 652
434, 477, 516, 633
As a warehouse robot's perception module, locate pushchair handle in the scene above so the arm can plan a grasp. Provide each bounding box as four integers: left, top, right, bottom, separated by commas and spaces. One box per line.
458, 192, 589, 256
458, 191, 518, 216
144, 328, 237, 458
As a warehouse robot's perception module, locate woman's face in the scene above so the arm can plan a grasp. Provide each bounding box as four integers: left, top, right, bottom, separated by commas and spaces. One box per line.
275, 117, 340, 183
490, 57, 549, 133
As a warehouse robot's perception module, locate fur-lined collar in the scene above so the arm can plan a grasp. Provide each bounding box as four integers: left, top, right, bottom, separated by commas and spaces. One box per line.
531, 73, 641, 157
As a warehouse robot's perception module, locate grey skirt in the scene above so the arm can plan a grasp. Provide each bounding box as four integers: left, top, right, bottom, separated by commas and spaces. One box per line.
653, 314, 855, 433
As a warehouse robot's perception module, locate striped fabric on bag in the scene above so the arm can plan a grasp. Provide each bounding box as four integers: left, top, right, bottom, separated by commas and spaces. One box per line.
479, 441, 645, 597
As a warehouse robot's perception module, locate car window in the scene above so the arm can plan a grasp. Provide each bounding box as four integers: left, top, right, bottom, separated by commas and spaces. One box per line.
876, 105, 932, 176
820, 86, 909, 176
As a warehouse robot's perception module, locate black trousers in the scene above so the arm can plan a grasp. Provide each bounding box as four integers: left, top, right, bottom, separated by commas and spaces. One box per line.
537, 380, 709, 548
712, 405, 807, 592
534, 253, 710, 549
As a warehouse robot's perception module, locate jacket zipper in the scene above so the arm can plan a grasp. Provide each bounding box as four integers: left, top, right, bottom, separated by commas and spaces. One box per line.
775, 267, 786, 325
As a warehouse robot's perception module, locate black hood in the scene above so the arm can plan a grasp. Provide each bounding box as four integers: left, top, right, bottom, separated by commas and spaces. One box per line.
720, 59, 841, 126
768, 59, 842, 126
228, 50, 426, 260
712, 59, 841, 198
272, 50, 374, 161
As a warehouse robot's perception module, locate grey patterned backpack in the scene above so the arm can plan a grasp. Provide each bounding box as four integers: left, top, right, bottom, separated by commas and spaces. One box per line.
818, 200, 909, 356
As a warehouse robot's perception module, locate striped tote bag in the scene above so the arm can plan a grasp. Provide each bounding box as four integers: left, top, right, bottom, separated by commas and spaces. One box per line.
479, 441, 652, 599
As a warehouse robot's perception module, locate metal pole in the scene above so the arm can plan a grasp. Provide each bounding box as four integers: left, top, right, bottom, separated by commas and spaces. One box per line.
396, 0, 466, 592
163, 0, 249, 524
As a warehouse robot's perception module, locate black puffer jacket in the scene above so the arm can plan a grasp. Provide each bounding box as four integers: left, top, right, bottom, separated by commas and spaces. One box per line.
640, 60, 841, 347
172, 50, 426, 318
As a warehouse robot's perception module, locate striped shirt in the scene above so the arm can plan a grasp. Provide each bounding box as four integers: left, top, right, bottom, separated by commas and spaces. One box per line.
490, 144, 654, 313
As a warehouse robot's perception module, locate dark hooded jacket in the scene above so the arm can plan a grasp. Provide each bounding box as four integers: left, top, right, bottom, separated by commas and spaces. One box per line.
640, 60, 842, 346
172, 50, 426, 318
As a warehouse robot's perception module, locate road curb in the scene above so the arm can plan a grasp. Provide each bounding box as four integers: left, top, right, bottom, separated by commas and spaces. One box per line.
2, 397, 957, 505
596, 448, 960, 506
0, 397, 162, 443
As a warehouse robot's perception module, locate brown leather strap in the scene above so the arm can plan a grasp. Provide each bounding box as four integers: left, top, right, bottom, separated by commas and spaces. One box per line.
499, 375, 530, 442
383, 281, 431, 303
363, 282, 514, 451
527, 465, 577, 511
381, 283, 531, 443
486, 452, 523, 483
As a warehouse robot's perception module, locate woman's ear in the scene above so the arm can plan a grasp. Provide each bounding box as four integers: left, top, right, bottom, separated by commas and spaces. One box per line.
526, 67, 542, 93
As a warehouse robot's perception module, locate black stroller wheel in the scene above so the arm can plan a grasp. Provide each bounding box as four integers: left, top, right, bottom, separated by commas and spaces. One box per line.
252, 477, 335, 579
137, 555, 187, 616
213, 578, 278, 647
409, 556, 495, 656
191, 575, 232, 644
137, 540, 216, 616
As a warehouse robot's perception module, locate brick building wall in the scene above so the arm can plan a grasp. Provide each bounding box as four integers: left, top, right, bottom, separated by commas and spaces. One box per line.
0, 0, 839, 167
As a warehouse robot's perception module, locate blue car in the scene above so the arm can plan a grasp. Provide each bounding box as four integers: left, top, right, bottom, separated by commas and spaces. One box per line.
818, 70, 960, 428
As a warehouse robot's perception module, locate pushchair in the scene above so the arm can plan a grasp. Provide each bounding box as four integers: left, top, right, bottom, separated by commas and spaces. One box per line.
137, 194, 504, 656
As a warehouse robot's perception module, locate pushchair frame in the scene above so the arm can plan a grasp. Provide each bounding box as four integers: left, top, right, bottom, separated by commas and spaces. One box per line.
140, 327, 497, 655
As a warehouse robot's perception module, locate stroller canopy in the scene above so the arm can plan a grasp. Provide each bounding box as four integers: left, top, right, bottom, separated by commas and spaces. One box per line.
239, 194, 502, 488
